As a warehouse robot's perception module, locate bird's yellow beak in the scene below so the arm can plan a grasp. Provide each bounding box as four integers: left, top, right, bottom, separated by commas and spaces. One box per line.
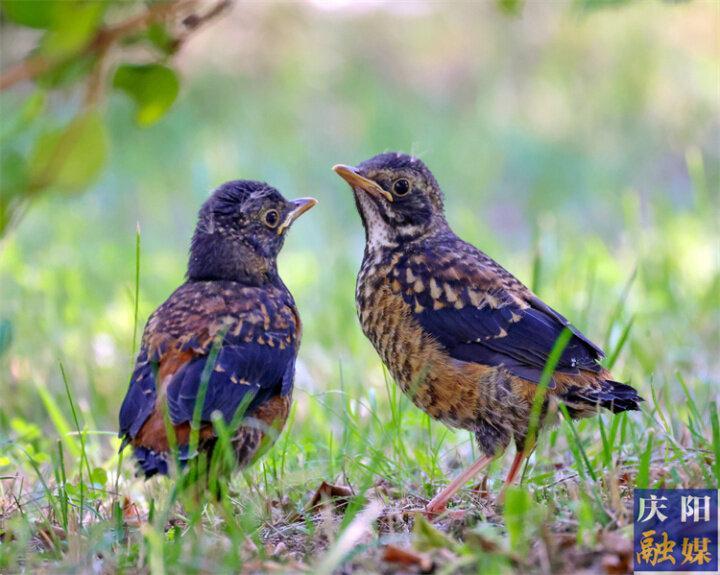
278, 197, 318, 235
332, 164, 394, 203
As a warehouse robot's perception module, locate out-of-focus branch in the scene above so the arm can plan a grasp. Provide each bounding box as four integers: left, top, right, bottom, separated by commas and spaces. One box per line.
181, 0, 233, 32
0, 0, 233, 238
0, 0, 231, 93
0, 55, 53, 92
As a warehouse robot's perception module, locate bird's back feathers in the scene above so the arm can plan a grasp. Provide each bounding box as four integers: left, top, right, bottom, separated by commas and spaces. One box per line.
386, 236, 605, 384
118, 280, 299, 477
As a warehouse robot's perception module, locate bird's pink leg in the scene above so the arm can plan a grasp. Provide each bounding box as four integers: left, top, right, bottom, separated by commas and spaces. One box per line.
425, 454, 494, 515
503, 449, 526, 487
496, 449, 527, 505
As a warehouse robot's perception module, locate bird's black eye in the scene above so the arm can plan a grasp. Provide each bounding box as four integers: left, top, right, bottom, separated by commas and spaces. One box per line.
262, 209, 280, 228
393, 178, 410, 196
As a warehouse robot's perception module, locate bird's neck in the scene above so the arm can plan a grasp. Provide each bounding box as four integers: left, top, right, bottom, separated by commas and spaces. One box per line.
187, 261, 278, 286
362, 214, 451, 261
187, 236, 279, 286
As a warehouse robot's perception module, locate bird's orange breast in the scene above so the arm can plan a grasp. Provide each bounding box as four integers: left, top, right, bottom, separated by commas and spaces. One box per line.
357, 268, 512, 431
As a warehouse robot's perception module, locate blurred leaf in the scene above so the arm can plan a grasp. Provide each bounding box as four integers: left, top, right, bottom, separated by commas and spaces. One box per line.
413, 513, 456, 551
465, 523, 505, 554
147, 23, 177, 56
29, 111, 108, 193
40, 1, 105, 58
10, 417, 41, 441
120, 23, 176, 53
1, 92, 47, 142
576, 494, 597, 546
89, 467, 107, 488
113, 63, 180, 126
19, 91, 47, 125
574, 0, 631, 10
1, 0, 57, 28
497, 0, 524, 16
0, 319, 13, 358
0, 148, 27, 231
503, 487, 534, 552
37, 54, 97, 89
1, 148, 28, 197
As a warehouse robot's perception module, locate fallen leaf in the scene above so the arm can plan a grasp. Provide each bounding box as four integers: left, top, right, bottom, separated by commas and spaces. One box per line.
122, 496, 143, 527
466, 527, 501, 553
383, 544, 434, 573
269, 541, 288, 558
601, 553, 630, 575
556, 532, 577, 550
617, 471, 631, 486
305, 481, 353, 513
33, 522, 66, 550
600, 531, 632, 575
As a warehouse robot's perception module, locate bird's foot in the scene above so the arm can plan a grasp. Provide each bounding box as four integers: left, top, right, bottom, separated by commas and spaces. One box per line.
423, 502, 446, 517
495, 488, 508, 507
422, 503, 466, 521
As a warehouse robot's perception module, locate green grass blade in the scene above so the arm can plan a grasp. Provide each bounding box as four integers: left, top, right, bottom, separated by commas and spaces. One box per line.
603, 266, 637, 351
35, 381, 80, 457
636, 434, 653, 488
524, 327, 572, 455
605, 315, 634, 370
59, 362, 94, 527
531, 242, 542, 294
597, 414, 611, 468
558, 403, 598, 483
55, 440, 68, 531
188, 328, 227, 465
710, 401, 720, 485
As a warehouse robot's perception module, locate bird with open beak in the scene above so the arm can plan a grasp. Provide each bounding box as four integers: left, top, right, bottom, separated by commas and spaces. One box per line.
119, 180, 317, 479
334, 152, 642, 514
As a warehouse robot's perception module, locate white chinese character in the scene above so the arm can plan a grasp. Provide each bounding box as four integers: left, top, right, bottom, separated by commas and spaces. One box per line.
681, 495, 711, 523
638, 494, 669, 522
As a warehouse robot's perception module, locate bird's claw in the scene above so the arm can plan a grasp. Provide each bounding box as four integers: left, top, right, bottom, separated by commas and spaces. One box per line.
422, 505, 466, 521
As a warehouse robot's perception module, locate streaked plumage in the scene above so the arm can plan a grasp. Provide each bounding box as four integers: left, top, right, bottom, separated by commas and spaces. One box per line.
119, 180, 316, 478
334, 152, 642, 513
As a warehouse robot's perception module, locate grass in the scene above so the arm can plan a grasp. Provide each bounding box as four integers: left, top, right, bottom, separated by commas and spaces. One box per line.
0, 159, 717, 573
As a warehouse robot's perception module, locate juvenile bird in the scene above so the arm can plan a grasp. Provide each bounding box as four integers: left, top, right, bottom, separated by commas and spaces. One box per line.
333, 153, 642, 514
118, 180, 317, 478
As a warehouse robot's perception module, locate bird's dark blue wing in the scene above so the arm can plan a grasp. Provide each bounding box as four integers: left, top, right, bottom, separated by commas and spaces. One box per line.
118, 347, 157, 443
415, 304, 601, 383
118, 281, 299, 450
166, 325, 297, 426
392, 243, 604, 383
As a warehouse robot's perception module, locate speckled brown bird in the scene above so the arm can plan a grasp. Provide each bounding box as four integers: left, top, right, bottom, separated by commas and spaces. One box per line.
118, 180, 316, 478
333, 152, 642, 513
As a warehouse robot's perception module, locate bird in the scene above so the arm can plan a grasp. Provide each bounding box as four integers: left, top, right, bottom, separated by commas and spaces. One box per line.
118, 180, 317, 479
333, 152, 642, 514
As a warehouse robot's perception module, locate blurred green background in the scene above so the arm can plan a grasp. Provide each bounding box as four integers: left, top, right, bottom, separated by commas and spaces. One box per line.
1, 0, 718, 456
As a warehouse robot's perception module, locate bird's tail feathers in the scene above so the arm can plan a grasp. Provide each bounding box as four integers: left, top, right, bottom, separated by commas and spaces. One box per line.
133, 446, 170, 478
559, 378, 643, 417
